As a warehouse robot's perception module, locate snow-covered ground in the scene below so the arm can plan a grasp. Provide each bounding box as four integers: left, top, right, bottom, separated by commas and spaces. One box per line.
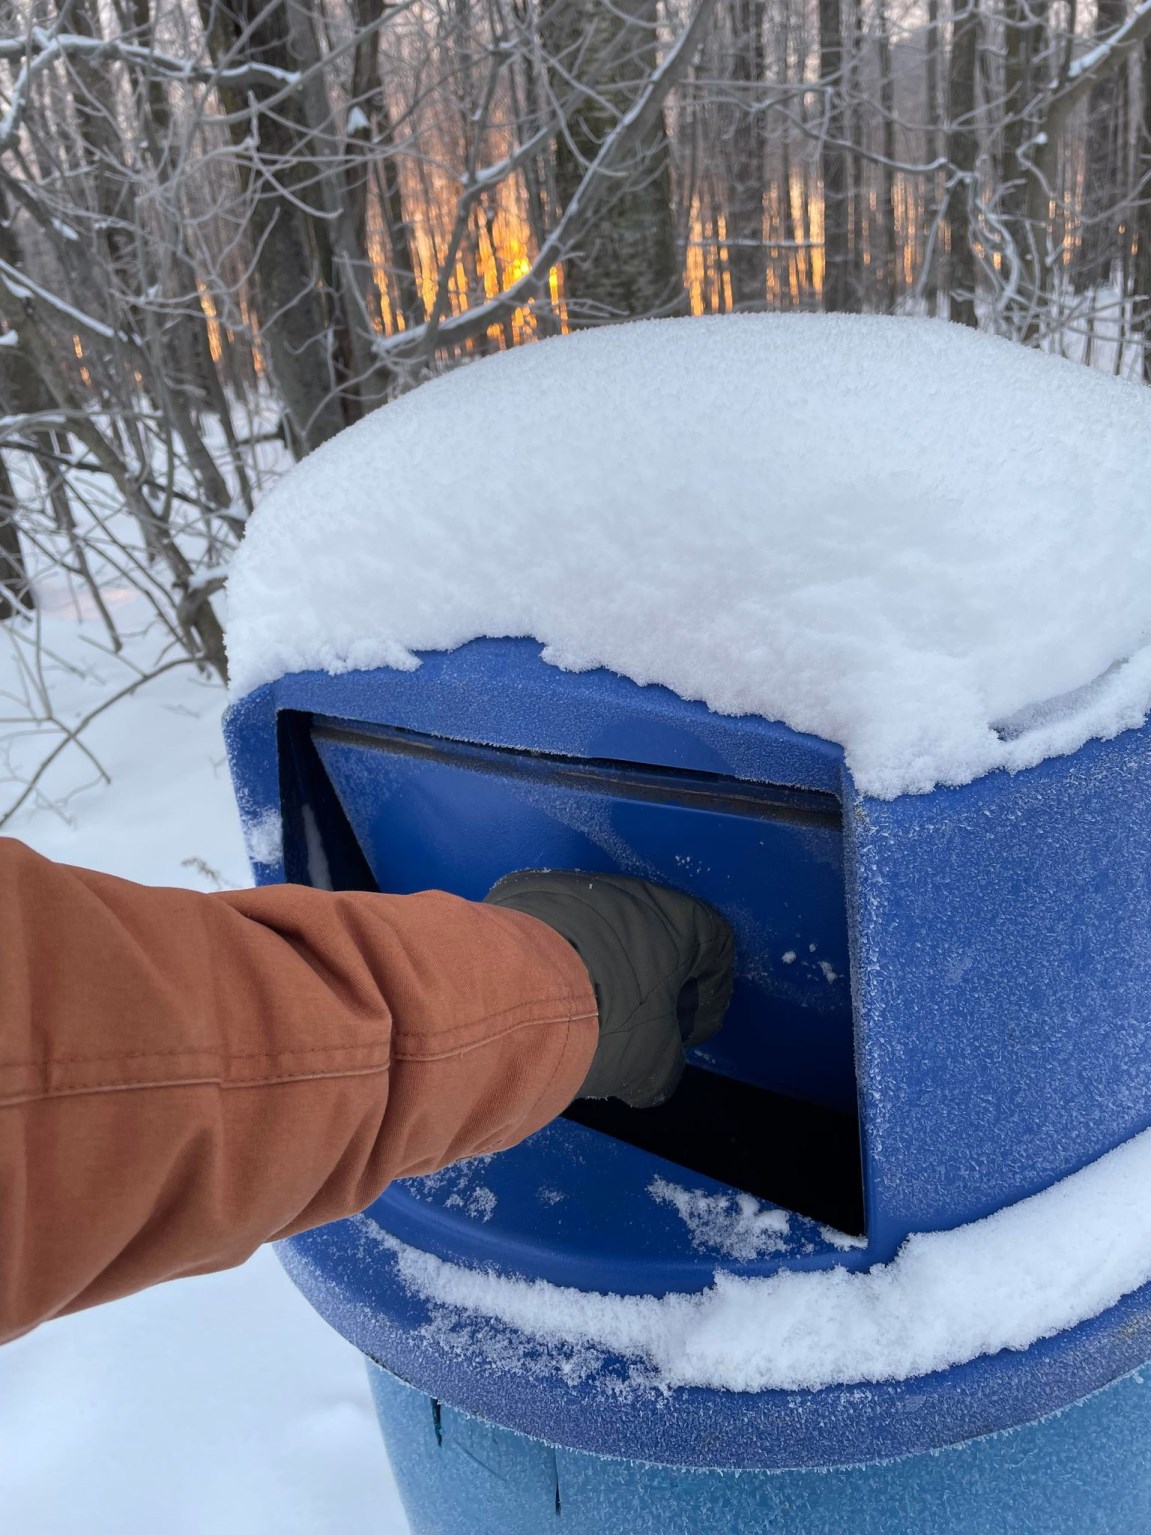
0, 588, 410, 1534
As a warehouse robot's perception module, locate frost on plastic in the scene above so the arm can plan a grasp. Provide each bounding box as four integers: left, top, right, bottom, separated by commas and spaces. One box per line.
241, 809, 283, 868
226, 314, 1151, 798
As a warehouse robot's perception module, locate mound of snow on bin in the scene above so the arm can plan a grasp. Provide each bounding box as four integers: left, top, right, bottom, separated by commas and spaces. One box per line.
361, 1124, 1151, 1391
226, 315, 1151, 797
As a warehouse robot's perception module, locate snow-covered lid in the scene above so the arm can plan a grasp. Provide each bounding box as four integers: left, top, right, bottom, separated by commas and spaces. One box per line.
226, 315, 1151, 798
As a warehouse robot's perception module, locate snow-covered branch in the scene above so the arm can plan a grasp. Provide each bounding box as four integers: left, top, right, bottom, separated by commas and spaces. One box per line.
0, 259, 118, 342
0, 27, 301, 154
0, 28, 300, 88
1067, 0, 1151, 84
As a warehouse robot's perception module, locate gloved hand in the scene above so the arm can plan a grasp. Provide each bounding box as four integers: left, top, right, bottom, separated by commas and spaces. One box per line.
485, 870, 734, 1108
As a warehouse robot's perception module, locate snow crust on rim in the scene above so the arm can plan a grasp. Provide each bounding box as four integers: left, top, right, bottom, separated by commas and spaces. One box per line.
360, 1125, 1151, 1392
226, 314, 1151, 797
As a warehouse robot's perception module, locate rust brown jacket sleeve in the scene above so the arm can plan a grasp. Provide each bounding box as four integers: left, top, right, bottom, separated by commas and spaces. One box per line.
0, 837, 598, 1343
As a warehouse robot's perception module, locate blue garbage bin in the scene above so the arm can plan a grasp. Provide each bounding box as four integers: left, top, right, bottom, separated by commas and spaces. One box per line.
225, 636, 1151, 1534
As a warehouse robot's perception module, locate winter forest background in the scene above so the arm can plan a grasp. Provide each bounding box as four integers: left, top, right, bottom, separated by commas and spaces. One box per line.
0, 6, 1147, 1524
2, 0, 1150, 814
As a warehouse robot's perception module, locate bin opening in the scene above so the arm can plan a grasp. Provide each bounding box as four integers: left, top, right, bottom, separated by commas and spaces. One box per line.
276, 708, 866, 1237
565, 1066, 865, 1237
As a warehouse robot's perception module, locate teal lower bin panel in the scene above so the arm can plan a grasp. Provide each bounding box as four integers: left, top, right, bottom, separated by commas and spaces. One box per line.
368, 1360, 1151, 1535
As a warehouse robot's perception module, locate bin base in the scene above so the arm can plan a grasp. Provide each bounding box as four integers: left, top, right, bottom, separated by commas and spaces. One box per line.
368, 1359, 1151, 1535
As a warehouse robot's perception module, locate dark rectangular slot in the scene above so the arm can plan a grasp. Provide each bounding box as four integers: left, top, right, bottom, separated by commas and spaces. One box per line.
565, 1066, 865, 1237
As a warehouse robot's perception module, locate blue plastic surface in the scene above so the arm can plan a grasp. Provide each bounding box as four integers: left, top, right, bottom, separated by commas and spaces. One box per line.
368, 1362, 1151, 1535
224, 637, 1151, 1469
351, 1113, 860, 1301
278, 1213, 1151, 1469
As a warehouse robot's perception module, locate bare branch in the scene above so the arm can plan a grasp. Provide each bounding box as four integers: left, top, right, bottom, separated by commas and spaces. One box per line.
377, 0, 720, 361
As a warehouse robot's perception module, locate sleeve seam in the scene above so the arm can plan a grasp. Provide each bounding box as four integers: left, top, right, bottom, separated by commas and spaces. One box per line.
387, 989, 595, 1043
0, 1008, 598, 1098
0, 1041, 393, 1069
392, 1007, 598, 1063
0, 1060, 392, 1108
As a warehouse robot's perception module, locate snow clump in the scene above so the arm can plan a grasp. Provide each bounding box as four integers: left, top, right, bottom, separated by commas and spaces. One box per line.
227, 315, 1151, 797
648, 1177, 791, 1260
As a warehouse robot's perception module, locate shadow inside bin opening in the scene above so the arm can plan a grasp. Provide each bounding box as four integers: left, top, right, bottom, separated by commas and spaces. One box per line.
566, 1066, 865, 1238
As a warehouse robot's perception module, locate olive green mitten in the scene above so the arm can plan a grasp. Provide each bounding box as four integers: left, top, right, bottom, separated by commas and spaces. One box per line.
485, 870, 734, 1108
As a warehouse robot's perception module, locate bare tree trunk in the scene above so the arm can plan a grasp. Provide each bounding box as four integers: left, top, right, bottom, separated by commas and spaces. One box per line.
344, 0, 390, 337
449, 0, 499, 357
0, 454, 34, 621
346, 0, 423, 338
68, 0, 139, 299
876, 0, 899, 308
123, 0, 220, 415
285, 0, 395, 413
540, 0, 686, 322
925, 0, 943, 309
371, 94, 426, 334
198, 0, 347, 456
726, 0, 768, 310
847, 0, 866, 308
779, 135, 802, 303
1136, 30, 1151, 380
1000, 0, 1040, 289
774, 7, 804, 305
506, 0, 561, 333
1076, 0, 1128, 291
819, 0, 855, 310
947, 0, 980, 327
